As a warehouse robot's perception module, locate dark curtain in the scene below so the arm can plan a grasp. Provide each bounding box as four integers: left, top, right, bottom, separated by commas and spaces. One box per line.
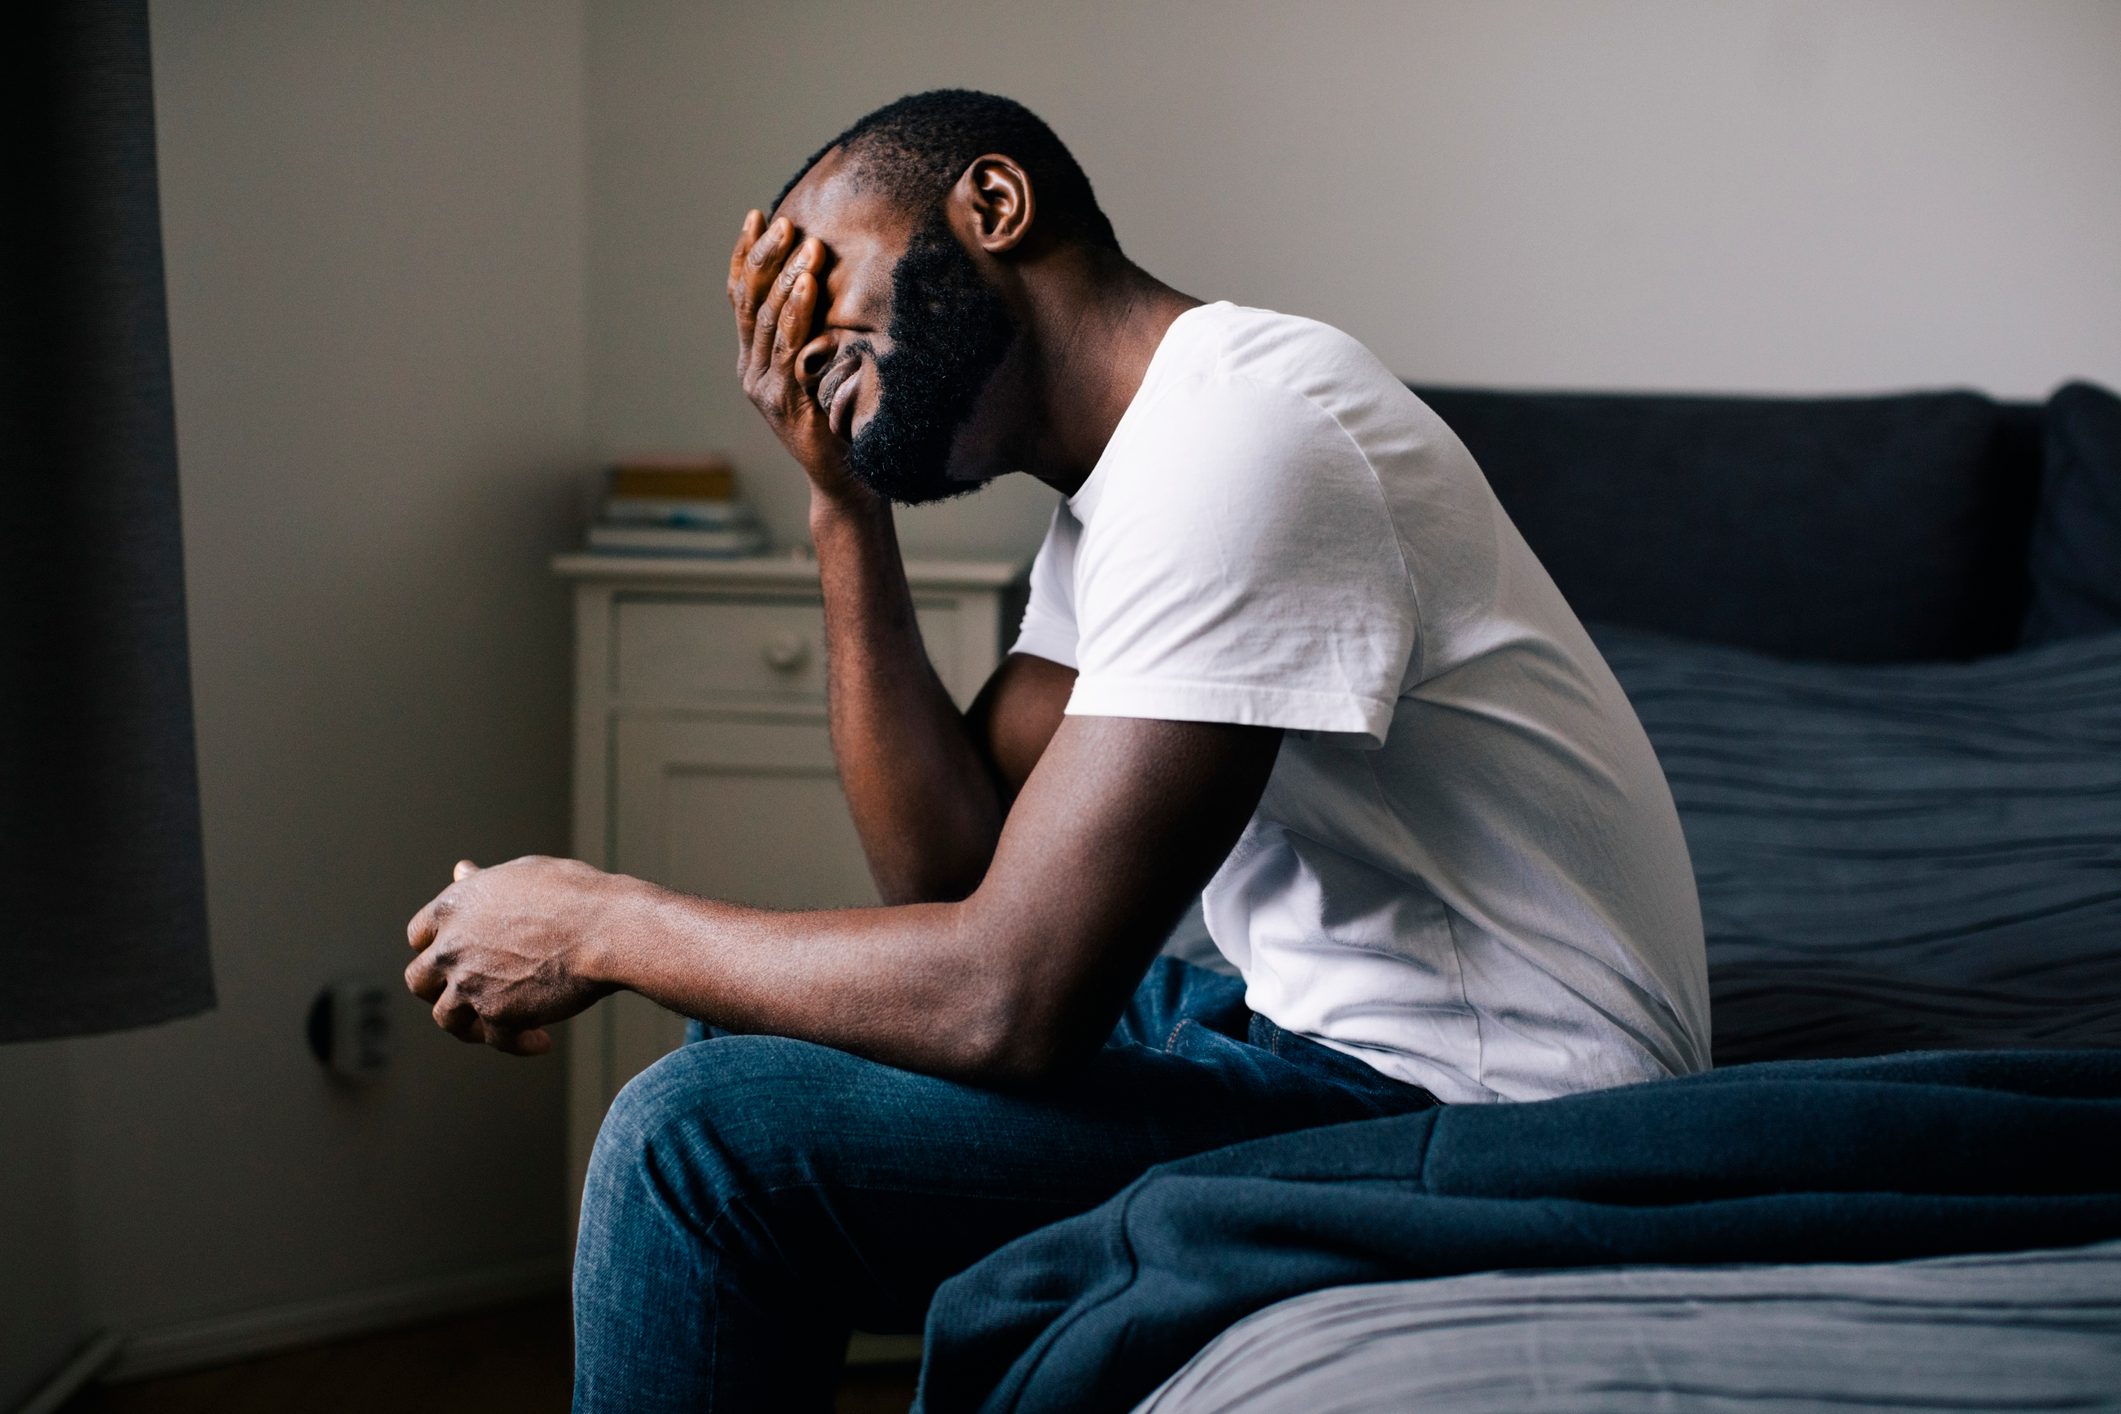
1, 1, 213, 1041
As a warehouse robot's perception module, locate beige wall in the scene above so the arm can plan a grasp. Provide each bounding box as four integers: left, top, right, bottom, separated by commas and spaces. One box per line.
587, 0, 2121, 563
39, 0, 591, 1361
0, 1045, 87, 1407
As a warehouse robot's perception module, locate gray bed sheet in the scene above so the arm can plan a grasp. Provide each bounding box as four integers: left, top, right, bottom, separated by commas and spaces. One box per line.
1133, 1239, 2121, 1413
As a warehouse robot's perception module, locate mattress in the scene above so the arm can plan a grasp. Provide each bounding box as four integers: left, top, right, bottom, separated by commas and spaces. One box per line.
1135, 1239, 2121, 1413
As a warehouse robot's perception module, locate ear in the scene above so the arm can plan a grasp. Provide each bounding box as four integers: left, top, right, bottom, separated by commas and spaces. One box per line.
957, 154, 1034, 255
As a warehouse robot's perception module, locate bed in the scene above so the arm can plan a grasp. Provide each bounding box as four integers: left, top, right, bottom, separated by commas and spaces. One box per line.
1139, 1241, 2121, 1413
911, 380, 2121, 1412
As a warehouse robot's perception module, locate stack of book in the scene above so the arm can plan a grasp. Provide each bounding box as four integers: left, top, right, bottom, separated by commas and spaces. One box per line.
585, 455, 768, 557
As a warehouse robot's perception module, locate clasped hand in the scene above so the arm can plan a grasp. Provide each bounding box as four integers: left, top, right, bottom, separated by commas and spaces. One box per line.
403, 856, 626, 1056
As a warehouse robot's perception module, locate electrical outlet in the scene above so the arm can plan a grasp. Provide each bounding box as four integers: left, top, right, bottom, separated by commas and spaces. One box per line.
306, 975, 396, 1082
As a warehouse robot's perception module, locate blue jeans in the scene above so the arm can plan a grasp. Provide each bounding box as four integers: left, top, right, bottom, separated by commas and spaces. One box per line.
571, 957, 1438, 1412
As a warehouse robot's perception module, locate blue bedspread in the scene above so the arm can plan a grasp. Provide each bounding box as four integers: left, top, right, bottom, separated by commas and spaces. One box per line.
1590, 626, 2121, 1064
914, 1049, 2121, 1414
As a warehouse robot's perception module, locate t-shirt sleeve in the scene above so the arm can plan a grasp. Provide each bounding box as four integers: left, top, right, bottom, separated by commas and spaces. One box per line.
1066, 373, 1418, 748
1007, 503, 1081, 669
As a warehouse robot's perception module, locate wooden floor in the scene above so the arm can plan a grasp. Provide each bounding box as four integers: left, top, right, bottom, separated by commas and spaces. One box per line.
59, 1296, 919, 1414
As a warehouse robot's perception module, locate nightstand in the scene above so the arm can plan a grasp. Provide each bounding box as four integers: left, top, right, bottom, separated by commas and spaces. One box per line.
551, 550, 1030, 1216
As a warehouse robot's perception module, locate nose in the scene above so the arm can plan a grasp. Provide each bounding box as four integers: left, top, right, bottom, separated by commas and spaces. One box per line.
800, 342, 834, 382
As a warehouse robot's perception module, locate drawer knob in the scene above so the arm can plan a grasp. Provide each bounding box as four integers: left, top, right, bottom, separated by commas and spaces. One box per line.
761, 632, 811, 672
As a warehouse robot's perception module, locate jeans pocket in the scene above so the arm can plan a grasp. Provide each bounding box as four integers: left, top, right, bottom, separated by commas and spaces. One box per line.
1248, 1014, 1436, 1109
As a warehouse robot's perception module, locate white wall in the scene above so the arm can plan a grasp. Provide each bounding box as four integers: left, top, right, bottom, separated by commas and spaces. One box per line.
33, 0, 591, 1363
586, 0, 2121, 563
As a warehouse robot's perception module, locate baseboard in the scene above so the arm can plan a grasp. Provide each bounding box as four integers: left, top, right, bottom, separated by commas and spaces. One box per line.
845, 1331, 924, 1366
103, 1255, 570, 1382
11, 1331, 120, 1414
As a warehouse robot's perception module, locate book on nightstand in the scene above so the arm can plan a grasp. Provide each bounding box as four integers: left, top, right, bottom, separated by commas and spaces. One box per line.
586, 522, 768, 555
584, 454, 768, 557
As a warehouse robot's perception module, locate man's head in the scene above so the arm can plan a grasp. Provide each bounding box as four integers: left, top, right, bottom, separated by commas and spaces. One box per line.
771, 89, 1119, 255
767, 90, 1118, 505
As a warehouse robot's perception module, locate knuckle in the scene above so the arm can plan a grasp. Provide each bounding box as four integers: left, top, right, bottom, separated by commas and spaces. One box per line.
435, 995, 481, 1039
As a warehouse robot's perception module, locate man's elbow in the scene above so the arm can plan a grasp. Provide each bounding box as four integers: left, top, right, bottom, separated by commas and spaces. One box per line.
960, 1031, 1089, 1088
952, 968, 1109, 1086
963, 1025, 1071, 1086
932, 886, 1136, 1084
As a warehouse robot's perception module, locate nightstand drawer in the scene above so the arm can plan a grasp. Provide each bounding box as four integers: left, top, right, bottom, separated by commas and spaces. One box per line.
612, 593, 960, 704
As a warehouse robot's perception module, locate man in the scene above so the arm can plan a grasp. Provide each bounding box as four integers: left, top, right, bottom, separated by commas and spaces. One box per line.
405, 90, 1710, 1411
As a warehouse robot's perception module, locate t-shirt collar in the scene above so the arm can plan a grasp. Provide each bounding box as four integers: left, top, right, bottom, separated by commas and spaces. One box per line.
1066, 300, 1228, 524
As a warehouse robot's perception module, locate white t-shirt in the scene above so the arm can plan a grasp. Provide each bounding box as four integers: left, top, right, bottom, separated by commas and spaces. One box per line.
1010, 300, 1712, 1104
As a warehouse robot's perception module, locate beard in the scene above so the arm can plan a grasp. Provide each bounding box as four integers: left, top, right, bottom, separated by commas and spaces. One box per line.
843, 208, 1020, 506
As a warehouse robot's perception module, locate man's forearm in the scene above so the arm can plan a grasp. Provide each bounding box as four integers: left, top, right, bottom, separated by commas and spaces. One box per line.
410, 715, 1277, 1075
574, 709, 1279, 1080
811, 491, 1007, 902
588, 876, 1034, 1079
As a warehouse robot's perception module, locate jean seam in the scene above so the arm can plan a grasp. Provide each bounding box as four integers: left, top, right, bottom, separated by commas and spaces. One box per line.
1163, 1016, 1193, 1053
706, 1233, 720, 1411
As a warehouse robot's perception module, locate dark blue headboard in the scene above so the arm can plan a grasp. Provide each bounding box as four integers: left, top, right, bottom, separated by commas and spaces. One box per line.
1410, 385, 2044, 663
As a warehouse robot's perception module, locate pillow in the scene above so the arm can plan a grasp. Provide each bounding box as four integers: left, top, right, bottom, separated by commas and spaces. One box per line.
1593, 624, 2121, 1066
2022, 380, 2121, 644
1413, 386, 2034, 662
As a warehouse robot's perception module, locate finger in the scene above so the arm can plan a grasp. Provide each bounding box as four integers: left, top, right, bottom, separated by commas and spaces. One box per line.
772, 268, 818, 383
728, 209, 765, 362
404, 948, 445, 1002
432, 987, 483, 1043
734, 216, 792, 369
726, 208, 762, 298
482, 1024, 554, 1058
772, 270, 818, 378
407, 894, 441, 949
749, 234, 820, 376
745, 213, 792, 272
453, 859, 479, 883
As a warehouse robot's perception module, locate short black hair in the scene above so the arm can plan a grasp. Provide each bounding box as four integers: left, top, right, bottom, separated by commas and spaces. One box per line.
771, 89, 1120, 253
